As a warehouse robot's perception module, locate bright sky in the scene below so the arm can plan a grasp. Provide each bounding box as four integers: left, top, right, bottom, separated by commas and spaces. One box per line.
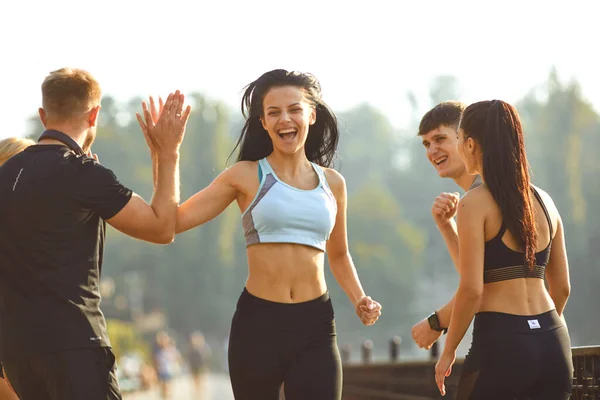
1, 0, 598, 140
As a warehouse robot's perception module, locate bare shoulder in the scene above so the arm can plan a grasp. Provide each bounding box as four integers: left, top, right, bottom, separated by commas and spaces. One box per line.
458, 185, 491, 216
322, 167, 346, 194
220, 160, 258, 183
531, 185, 562, 236
531, 185, 558, 214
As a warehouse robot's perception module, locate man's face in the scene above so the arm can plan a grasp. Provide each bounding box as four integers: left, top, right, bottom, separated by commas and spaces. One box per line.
420, 125, 466, 179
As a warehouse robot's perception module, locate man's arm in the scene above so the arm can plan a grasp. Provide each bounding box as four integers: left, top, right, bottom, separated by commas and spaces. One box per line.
108, 92, 191, 244
411, 192, 461, 349
108, 152, 180, 244
432, 192, 460, 272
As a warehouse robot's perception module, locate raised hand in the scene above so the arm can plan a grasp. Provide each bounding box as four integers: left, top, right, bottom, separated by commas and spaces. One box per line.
355, 296, 382, 326
136, 91, 191, 155
432, 192, 460, 227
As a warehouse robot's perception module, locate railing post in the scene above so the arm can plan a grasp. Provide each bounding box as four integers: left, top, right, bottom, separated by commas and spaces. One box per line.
389, 336, 401, 362
341, 344, 351, 364
362, 339, 373, 364
431, 341, 439, 360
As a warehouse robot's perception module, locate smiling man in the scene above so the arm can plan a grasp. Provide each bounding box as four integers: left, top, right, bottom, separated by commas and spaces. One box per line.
411, 101, 482, 350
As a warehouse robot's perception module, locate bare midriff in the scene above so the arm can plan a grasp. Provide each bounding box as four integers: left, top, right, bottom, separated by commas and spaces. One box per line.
245, 243, 328, 303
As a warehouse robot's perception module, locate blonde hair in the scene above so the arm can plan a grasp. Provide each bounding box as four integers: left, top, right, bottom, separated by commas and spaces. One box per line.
0, 137, 36, 166
41, 68, 102, 121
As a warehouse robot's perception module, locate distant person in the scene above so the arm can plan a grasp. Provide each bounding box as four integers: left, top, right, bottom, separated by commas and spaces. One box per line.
138, 69, 382, 400
153, 331, 182, 400
434, 100, 573, 398
0, 137, 35, 400
187, 332, 211, 397
411, 101, 482, 349
0, 68, 190, 400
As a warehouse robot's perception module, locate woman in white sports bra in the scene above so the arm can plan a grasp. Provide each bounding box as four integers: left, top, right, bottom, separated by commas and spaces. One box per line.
138, 69, 382, 400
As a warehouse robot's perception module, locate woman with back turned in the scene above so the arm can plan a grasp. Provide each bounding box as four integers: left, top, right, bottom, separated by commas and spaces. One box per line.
434, 100, 573, 399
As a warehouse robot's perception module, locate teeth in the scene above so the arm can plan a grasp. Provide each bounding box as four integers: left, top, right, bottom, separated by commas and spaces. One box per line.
435, 157, 447, 165
278, 128, 296, 134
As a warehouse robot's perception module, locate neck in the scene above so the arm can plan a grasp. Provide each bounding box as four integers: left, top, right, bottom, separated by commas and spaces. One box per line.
454, 172, 478, 192
39, 124, 87, 151
267, 150, 312, 177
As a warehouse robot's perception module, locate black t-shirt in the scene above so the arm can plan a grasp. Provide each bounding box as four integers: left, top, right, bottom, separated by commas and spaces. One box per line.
0, 138, 132, 360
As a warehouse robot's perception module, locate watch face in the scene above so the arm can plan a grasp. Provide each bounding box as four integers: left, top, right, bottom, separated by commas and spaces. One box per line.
428, 313, 438, 328
428, 313, 441, 331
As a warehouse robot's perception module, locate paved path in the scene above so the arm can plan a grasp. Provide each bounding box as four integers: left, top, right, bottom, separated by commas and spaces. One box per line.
123, 373, 234, 400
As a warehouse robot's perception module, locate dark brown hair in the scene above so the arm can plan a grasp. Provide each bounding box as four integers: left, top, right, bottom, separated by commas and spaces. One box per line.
229, 69, 339, 167
459, 100, 537, 268
418, 101, 466, 136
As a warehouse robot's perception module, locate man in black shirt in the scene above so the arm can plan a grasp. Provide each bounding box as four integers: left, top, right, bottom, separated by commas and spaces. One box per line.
0, 68, 191, 399
411, 101, 482, 351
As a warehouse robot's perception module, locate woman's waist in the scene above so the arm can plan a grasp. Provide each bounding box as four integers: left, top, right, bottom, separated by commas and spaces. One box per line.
473, 309, 564, 334
246, 245, 325, 302
479, 283, 555, 316
245, 271, 327, 304
234, 287, 334, 326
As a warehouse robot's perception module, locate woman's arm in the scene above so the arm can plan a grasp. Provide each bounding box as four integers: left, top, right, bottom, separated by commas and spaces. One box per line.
545, 214, 571, 316
176, 162, 249, 234
435, 191, 486, 395
444, 193, 486, 351
324, 169, 381, 326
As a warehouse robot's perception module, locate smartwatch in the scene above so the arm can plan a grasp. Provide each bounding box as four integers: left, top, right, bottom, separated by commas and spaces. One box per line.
427, 311, 448, 334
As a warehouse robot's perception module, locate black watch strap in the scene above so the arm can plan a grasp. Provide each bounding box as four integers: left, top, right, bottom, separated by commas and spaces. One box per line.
427, 312, 448, 334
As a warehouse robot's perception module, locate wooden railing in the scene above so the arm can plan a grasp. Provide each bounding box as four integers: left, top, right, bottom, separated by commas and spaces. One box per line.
341, 340, 600, 399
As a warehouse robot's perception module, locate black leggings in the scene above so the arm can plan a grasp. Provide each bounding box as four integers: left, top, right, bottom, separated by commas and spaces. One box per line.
456, 310, 573, 400
228, 288, 342, 400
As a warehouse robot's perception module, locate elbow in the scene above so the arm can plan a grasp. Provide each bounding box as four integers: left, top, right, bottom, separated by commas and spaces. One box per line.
328, 250, 351, 270
549, 280, 571, 303
460, 284, 483, 303
157, 234, 175, 245
562, 283, 571, 299
151, 228, 176, 245
556, 283, 571, 302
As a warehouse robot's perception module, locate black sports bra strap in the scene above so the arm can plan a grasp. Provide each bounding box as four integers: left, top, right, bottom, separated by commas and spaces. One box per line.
531, 186, 553, 239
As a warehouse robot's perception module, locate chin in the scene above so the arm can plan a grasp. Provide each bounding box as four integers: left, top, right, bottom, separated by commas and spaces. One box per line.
275, 144, 303, 155
436, 168, 451, 178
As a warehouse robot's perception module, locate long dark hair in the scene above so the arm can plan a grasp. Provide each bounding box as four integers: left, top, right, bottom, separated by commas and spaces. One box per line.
228, 69, 339, 167
459, 100, 537, 268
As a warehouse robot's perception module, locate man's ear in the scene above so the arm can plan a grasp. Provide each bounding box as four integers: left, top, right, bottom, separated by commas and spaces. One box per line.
38, 108, 47, 128
88, 105, 101, 127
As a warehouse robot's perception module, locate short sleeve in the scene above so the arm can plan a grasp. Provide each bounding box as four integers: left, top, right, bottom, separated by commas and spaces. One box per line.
76, 159, 133, 220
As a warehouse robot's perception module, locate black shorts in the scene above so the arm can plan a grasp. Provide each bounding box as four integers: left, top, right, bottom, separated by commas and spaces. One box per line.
3, 347, 121, 400
456, 310, 573, 399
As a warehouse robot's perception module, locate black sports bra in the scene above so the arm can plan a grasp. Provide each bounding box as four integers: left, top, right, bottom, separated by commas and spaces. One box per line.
483, 187, 553, 284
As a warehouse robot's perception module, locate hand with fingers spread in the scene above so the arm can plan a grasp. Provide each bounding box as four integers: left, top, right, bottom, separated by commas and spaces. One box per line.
432, 192, 460, 227
435, 349, 456, 396
136, 90, 191, 155
137, 96, 165, 154
355, 296, 382, 326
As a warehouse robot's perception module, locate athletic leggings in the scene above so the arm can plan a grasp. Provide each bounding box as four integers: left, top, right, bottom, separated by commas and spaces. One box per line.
228, 288, 342, 400
456, 309, 573, 400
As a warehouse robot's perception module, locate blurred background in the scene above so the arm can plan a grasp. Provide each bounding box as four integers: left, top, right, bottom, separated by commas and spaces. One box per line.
2, 0, 598, 398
